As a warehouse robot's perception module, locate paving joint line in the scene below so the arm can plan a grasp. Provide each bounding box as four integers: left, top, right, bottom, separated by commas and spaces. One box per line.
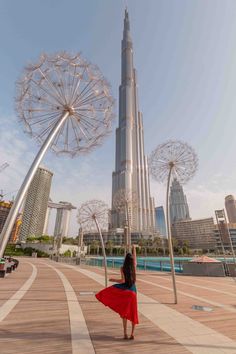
46, 263, 95, 354
0, 262, 37, 322
52, 261, 236, 354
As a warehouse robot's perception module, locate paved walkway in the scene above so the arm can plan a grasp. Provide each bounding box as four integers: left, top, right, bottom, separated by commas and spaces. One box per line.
1, 258, 236, 353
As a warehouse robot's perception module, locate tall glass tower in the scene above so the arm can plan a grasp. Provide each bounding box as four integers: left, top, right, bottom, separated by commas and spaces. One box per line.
111, 10, 156, 234
155, 206, 167, 237
170, 178, 190, 224
19, 166, 53, 241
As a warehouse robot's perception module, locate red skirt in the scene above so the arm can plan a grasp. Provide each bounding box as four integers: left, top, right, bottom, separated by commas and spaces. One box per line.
95, 283, 139, 324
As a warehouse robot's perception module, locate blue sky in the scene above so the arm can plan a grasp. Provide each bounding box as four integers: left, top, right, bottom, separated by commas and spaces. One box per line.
1, 0, 236, 235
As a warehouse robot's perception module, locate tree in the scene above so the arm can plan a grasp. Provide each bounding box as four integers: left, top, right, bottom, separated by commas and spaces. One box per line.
106, 240, 114, 256
90, 240, 99, 255
63, 250, 71, 257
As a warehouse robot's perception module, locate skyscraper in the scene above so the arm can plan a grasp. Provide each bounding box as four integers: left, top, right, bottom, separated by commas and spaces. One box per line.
19, 166, 53, 241
155, 206, 166, 237
0, 200, 21, 243
53, 201, 76, 239
43, 200, 76, 238
111, 10, 156, 234
170, 178, 190, 224
225, 195, 236, 223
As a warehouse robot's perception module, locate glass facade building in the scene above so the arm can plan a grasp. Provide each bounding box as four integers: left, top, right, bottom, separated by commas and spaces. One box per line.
170, 178, 190, 224
155, 206, 166, 237
19, 166, 53, 241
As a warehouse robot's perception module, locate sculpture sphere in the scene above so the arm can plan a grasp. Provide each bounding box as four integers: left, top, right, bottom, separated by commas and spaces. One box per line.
16, 52, 114, 157
77, 199, 109, 231
149, 140, 198, 184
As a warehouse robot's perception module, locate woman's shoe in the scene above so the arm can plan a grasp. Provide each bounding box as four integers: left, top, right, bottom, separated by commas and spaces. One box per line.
123, 334, 128, 339
129, 335, 134, 340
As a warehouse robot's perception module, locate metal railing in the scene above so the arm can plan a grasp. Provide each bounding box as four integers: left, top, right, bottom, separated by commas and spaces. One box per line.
83, 257, 184, 273
50, 255, 236, 276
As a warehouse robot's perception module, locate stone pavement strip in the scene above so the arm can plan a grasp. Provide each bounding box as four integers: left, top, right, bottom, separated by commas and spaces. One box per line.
62, 263, 236, 354
0, 263, 37, 322
1, 258, 236, 354
46, 263, 95, 354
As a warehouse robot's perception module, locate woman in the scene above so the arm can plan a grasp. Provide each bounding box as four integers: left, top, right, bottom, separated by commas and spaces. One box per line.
95, 244, 139, 339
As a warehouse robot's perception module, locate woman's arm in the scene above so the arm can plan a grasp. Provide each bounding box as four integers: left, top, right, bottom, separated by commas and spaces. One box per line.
109, 267, 125, 283
132, 244, 137, 268
109, 278, 123, 283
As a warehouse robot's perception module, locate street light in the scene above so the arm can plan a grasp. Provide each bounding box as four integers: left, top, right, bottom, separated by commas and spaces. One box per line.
149, 140, 198, 304
0, 52, 114, 257
77, 200, 109, 287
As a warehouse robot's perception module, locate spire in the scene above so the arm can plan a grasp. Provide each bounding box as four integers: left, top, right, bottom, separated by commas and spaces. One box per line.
123, 8, 131, 42
124, 8, 130, 31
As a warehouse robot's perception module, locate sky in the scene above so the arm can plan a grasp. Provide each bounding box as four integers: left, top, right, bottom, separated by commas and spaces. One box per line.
1, 0, 236, 236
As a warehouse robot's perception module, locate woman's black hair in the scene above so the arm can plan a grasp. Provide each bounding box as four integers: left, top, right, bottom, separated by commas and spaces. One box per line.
122, 252, 136, 287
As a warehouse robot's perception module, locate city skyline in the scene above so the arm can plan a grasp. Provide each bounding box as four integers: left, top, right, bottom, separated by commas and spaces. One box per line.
1, 1, 236, 235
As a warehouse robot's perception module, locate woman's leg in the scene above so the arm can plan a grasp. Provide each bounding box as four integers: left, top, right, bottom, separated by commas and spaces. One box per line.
130, 322, 135, 339
122, 318, 128, 338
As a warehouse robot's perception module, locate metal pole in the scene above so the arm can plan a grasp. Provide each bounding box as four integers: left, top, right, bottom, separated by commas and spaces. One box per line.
94, 217, 108, 287
0, 111, 69, 258
78, 226, 83, 252
166, 165, 178, 304
215, 211, 229, 276
223, 209, 236, 264
125, 201, 131, 253
57, 232, 63, 256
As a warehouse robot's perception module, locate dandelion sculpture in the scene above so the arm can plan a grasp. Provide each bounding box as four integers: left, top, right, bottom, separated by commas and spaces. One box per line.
77, 200, 109, 287
0, 52, 114, 257
113, 189, 137, 253
149, 140, 198, 304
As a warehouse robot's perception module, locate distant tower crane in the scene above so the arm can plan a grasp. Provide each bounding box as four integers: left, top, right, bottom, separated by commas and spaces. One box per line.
0, 163, 10, 200
0, 163, 9, 173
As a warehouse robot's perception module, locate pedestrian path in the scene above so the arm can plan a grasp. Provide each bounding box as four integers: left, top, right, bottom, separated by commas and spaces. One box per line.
64, 264, 236, 354
1, 258, 236, 354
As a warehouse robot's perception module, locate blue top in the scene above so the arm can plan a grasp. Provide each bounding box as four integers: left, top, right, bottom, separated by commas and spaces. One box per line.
113, 283, 137, 293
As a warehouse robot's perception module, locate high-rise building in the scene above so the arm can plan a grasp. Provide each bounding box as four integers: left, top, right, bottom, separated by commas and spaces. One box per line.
155, 206, 166, 237
43, 200, 76, 238
170, 178, 190, 224
9, 215, 22, 243
0, 200, 21, 243
53, 201, 76, 239
225, 195, 236, 223
172, 218, 216, 250
0, 201, 12, 234
111, 10, 156, 234
214, 223, 236, 253
19, 166, 53, 241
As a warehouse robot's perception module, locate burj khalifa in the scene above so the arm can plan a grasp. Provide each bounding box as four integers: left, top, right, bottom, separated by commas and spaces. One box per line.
111, 10, 156, 234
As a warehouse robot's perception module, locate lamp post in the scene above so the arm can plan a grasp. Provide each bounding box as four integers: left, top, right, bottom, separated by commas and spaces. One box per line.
149, 140, 198, 304
78, 200, 109, 287
0, 52, 114, 257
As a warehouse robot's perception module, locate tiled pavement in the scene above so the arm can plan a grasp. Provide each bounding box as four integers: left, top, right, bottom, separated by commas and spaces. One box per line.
1, 258, 236, 354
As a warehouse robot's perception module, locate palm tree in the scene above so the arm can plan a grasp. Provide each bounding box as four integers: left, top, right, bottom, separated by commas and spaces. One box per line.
91, 240, 100, 255
106, 240, 114, 256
